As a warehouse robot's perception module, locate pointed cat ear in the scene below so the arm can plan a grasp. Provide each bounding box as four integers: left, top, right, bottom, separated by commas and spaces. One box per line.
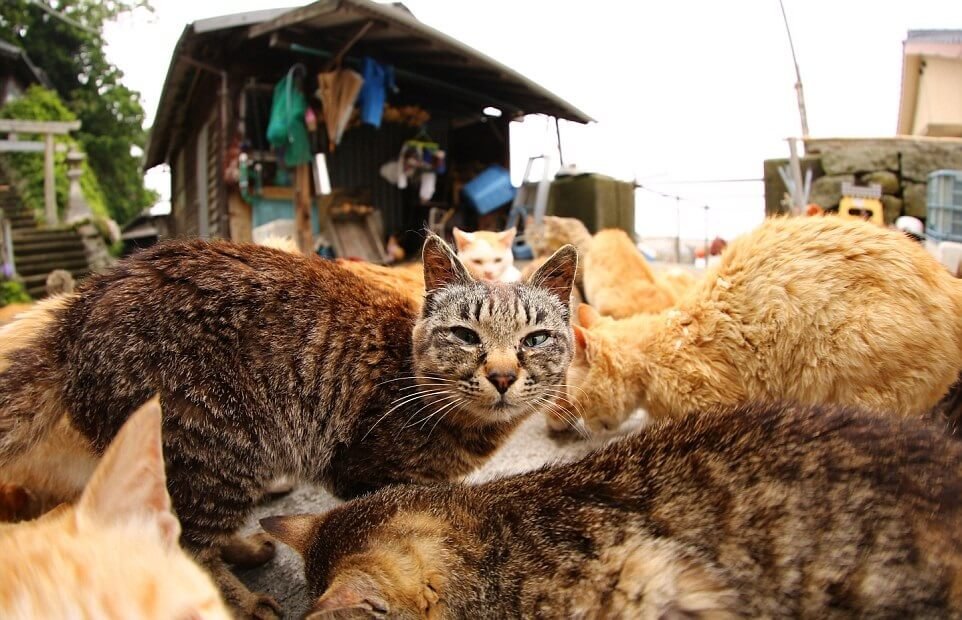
527, 244, 578, 305
422, 233, 472, 291
451, 227, 473, 251
578, 303, 602, 328
572, 324, 592, 363
499, 227, 517, 246
260, 513, 322, 555
308, 572, 390, 618
77, 395, 180, 548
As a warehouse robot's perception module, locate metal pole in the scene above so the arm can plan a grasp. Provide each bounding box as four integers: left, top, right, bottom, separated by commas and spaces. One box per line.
675, 196, 681, 263
704, 205, 709, 261
554, 116, 564, 168
778, 0, 810, 137
787, 137, 805, 215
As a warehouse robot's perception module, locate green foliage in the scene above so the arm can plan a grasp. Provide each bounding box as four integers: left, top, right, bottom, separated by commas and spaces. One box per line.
0, 0, 157, 225
0, 279, 31, 306
0, 86, 107, 222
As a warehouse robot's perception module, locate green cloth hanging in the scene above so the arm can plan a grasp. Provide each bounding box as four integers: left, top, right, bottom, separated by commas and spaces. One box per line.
267, 66, 313, 167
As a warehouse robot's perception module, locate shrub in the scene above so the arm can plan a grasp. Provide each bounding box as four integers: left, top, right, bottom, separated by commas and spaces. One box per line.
0, 86, 108, 224
0, 279, 30, 306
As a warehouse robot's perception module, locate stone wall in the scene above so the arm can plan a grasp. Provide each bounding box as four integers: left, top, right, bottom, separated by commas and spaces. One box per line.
764, 137, 962, 224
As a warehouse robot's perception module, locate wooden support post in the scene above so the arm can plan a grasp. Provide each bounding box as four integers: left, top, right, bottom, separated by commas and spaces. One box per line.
294, 163, 313, 254
44, 133, 57, 227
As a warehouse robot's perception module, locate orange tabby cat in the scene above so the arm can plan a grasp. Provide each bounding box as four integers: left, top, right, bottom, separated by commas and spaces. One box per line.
336, 259, 426, 305
583, 229, 677, 318
0, 397, 230, 619
260, 234, 427, 306
453, 227, 521, 282
567, 216, 962, 433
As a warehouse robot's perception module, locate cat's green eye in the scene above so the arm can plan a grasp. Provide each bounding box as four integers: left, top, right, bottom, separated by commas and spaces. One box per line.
523, 331, 551, 347
451, 326, 481, 345
494, 257, 503, 263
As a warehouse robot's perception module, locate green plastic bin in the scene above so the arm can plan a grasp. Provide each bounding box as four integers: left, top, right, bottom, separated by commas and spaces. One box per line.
546, 173, 635, 235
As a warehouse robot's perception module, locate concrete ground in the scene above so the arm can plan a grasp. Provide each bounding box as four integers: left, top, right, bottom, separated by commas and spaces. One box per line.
237, 410, 648, 616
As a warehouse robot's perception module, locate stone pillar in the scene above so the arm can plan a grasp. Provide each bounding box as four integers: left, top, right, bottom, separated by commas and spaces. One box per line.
65, 150, 91, 224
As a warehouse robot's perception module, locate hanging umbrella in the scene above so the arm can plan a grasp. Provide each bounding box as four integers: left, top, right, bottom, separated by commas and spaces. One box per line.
316, 68, 364, 152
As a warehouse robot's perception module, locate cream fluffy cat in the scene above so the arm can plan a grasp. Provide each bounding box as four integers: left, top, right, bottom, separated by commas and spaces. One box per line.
565, 216, 962, 434
453, 227, 522, 282
0, 397, 230, 619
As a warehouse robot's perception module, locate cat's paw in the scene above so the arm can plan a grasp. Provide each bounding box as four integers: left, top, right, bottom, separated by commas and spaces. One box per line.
584, 412, 626, 434
241, 592, 282, 620
220, 532, 277, 568
545, 411, 591, 442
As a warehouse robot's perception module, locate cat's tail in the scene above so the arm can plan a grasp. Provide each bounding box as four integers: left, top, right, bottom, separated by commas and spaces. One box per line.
0, 294, 76, 463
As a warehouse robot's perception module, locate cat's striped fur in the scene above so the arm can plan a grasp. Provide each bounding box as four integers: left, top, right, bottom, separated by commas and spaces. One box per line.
0, 234, 577, 615
265, 402, 962, 618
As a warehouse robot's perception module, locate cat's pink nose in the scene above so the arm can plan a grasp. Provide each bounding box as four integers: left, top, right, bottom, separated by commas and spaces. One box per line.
487, 371, 517, 394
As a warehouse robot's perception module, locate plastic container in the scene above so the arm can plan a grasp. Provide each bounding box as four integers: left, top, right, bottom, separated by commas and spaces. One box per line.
463, 166, 516, 214
926, 169, 962, 242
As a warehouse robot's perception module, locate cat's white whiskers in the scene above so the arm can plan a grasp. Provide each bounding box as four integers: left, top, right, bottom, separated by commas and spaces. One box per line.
534, 396, 589, 439
414, 396, 463, 431
400, 392, 462, 429
373, 375, 452, 388
385, 388, 453, 411
362, 388, 454, 441
396, 382, 457, 392
556, 382, 591, 400
426, 399, 465, 439
540, 387, 590, 422
402, 394, 461, 430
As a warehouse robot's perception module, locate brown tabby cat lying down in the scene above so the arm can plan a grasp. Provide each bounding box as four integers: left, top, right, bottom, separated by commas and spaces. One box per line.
263, 402, 962, 618
0, 397, 231, 619
0, 234, 577, 616
565, 215, 962, 433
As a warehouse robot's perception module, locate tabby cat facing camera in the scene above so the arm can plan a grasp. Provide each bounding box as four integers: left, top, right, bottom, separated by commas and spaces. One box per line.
266, 402, 962, 619
0, 233, 578, 616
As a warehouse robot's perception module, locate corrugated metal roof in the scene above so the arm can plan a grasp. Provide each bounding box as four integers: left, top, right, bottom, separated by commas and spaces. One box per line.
145, 0, 591, 169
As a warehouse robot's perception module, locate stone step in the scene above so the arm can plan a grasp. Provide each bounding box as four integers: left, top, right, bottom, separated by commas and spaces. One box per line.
13, 228, 79, 241
12, 238, 86, 256
8, 217, 37, 230
16, 253, 89, 276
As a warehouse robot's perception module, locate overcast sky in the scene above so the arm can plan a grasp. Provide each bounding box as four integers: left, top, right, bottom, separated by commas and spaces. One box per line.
104, 0, 962, 241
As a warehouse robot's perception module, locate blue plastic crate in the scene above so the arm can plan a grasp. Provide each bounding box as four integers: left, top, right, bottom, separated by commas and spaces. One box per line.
462, 165, 516, 214
926, 169, 962, 242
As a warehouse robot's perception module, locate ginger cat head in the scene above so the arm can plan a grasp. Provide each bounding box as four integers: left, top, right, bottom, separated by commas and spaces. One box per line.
0, 398, 230, 619
452, 227, 517, 282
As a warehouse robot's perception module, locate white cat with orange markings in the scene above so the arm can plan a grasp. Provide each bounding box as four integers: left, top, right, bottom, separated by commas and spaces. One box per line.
453, 227, 522, 282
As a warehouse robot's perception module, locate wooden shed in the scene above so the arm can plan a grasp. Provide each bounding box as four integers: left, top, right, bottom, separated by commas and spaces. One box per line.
144, 0, 591, 258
